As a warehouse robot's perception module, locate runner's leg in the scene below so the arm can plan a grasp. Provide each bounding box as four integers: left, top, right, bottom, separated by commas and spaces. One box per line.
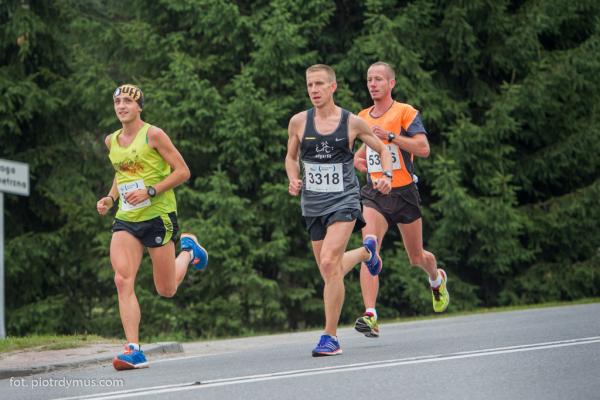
111, 231, 144, 344
360, 206, 389, 309
341, 246, 371, 276
148, 241, 192, 297
313, 220, 355, 337
398, 218, 438, 280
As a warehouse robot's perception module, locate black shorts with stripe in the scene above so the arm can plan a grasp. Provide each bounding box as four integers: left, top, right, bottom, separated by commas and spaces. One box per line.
361, 183, 422, 226
112, 212, 180, 248
303, 208, 366, 242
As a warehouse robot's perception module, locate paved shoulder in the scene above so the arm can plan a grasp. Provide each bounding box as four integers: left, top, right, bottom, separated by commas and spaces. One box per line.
0, 342, 182, 379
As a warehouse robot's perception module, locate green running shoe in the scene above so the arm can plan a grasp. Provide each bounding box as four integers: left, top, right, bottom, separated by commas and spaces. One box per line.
354, 312, 380, 338
431, 269, 450, 313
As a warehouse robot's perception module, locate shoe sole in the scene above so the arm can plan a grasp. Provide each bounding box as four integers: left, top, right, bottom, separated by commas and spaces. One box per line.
112, 358, 149, 371
363, 235, 382, 276
354, 320, 380, 338
433, 269, 450, 313
181, 233, 209, 270
312, 349, 343, 357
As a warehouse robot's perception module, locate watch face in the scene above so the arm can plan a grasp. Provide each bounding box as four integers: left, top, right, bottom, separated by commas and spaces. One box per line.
148, 187, 156, 197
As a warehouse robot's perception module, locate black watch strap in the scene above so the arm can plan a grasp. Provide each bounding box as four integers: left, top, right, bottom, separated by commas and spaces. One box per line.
383, 170, 393, 179
387, 132, 396, 143
147, 186, 157, 197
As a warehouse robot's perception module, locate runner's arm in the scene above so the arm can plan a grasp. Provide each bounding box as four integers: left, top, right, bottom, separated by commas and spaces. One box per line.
285, 113, 304, 196
97, 135, 118, 215
147, 127, 191, 195
353, 144, 367, 173
353, 116, 392, 173
352, 115, 392, 194
390, 133, 430, 158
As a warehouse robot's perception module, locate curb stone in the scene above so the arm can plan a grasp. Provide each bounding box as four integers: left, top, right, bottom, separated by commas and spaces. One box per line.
0, 342, 183, 379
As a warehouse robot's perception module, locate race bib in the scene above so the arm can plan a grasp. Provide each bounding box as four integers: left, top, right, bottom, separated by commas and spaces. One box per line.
118, 179, 151, 211
366, 144, 401, 173
304, 162, 344, 193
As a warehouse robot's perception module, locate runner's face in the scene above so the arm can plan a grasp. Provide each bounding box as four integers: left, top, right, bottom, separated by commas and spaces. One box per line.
113, 95, 141, 123
306, 70, 336, 108
367, 65, 394, 101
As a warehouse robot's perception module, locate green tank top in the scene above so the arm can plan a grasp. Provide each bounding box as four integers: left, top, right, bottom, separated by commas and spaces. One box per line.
109, 122, 177, 222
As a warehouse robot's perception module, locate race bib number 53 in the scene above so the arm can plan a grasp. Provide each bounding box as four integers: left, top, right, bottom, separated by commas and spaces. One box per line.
118, 179, 151, 211
304, 162, 344, 193
366, 144, 401, 173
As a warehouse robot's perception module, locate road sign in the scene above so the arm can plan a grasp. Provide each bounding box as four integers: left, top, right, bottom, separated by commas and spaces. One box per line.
0, 158, 30, 196
0, 158, 30, 338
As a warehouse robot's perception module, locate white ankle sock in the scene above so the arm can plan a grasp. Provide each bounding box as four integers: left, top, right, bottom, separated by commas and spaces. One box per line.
429, 273, 442, 288
184, 249, 194, 263
366, 308, 378, 320
127, 342, 140, 351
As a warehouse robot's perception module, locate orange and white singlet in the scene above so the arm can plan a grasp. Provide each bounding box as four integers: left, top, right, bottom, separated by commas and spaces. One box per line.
358, 101, 427, 188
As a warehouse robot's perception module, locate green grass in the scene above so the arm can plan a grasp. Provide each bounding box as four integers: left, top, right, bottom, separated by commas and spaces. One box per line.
0, 334, 117, 354
2, 298, 599, 351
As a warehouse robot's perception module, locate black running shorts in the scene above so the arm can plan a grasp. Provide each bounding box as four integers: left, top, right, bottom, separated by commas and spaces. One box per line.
361, 184, 422, 226
303, 208, 366, 242
112, 212, 180, 248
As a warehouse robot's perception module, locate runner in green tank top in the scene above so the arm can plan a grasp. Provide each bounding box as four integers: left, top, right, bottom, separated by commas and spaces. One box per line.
96, 84, 209, 371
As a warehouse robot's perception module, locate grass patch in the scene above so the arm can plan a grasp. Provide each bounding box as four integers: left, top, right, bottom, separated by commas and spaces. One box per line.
1, 298, 598, 350
0, 334, 117, 354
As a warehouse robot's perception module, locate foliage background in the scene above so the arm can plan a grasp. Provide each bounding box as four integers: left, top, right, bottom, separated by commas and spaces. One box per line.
1, 0, 599, 339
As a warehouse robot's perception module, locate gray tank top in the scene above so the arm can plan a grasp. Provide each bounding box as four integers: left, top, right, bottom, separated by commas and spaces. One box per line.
300, 108, 361, 217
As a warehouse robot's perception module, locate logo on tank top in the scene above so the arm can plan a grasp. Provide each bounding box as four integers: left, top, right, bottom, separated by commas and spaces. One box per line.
315, 141, 333, 159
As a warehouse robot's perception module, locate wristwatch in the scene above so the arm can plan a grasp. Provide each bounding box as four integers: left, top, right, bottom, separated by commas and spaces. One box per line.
383, 170, 393, 179
147, 186, 157, 198
387, 132, 396, 143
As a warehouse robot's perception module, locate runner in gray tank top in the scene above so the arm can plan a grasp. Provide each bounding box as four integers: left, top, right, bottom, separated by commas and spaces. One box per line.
285, 64, 393, 357
300, 107, 361, 217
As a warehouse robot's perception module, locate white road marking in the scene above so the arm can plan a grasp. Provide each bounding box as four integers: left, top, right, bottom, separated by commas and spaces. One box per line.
54, 336, 600, 400
151, 351, 236, 364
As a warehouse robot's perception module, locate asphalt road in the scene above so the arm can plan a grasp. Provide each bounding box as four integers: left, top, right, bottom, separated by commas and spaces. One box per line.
1, 303, 599, 400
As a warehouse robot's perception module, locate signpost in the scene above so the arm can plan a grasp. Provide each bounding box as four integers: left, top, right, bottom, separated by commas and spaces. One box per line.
0, 159, 30, 338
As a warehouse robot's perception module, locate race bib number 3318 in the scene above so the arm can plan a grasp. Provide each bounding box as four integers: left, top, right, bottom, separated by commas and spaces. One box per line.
304, 162, 344, 193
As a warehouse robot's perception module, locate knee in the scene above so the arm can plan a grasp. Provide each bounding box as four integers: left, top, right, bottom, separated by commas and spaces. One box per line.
319, 257, 343, 282
114, 273, 134, 294
155, 284, 177, 298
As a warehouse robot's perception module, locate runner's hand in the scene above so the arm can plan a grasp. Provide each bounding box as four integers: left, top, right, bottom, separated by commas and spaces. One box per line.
125, 189, 149, 205
372, 125, 388, 141
96, 197, 113, 216
288, 179, 302, 196
373, 177, 391, 195
354, 156, 367, 173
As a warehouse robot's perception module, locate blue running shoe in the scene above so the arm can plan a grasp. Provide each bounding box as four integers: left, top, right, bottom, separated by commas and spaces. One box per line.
363, 235, 382, 276
312, 334, 342, 357
112, 344, 149, 370
180, 233, 208, 271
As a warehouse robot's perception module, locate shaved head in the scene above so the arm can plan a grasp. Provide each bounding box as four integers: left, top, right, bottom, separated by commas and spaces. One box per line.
369, 62, 395, 81
306, 64, 336, 83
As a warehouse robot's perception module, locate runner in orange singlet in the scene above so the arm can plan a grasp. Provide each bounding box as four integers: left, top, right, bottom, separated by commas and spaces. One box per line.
353, 62, 450, 338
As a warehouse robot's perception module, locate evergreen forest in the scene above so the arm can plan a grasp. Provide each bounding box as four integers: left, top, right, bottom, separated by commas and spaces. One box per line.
1, 0, 599, 339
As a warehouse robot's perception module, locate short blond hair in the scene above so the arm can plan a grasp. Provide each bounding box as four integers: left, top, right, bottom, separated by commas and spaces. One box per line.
306, 64, 336, 82
369, 61, 395, 81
